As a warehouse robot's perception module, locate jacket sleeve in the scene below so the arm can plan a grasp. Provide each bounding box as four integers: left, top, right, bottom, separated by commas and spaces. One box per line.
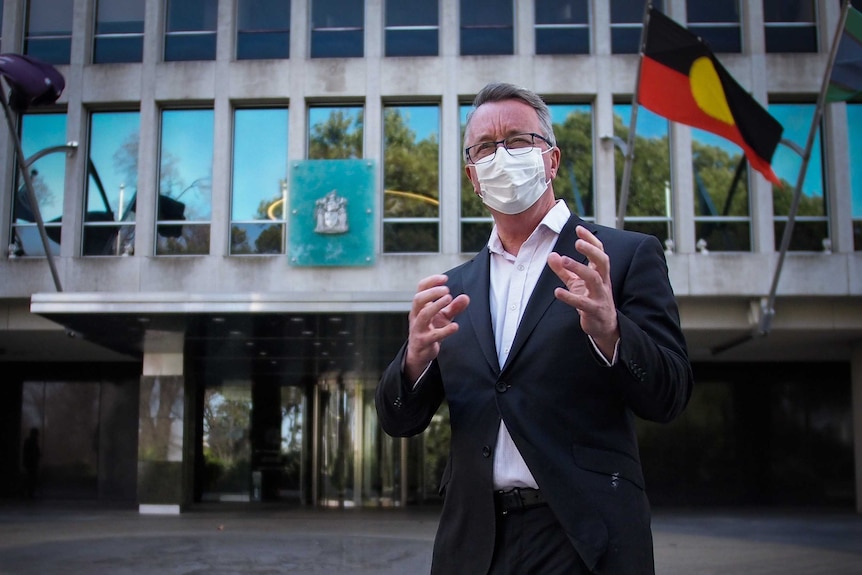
602, 233, 693, 423
375, 342, 446, 437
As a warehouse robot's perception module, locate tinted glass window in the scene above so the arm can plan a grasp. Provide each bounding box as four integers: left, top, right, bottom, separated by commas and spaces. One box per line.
460, 0, 514, 56
10, 113, 67, 257
307, 106, 363, 159
94, 0, 145, 63
611, 0, 663, 54
549, 104, 594, 218
769, 103, 828, 251
237, 0, 291, 60
383, 105, 440, 252
763, 0, 817, 53
311, 0, 364, 58
165, 0, 218, 61
691, 127, 751, 252
230, 108, 289, 255
84, 111, 140, 256
535, 0, 590, 55
460, 103, 491, 252
687, 0, 741, 53
614, 105, 673, 245
24, 0, 73, 64
849, 104, 862, 250
157, 109, 214, 255
385, 0, 438, 57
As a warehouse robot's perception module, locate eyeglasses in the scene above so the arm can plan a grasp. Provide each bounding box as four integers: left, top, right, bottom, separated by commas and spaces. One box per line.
465, 132, 552, 164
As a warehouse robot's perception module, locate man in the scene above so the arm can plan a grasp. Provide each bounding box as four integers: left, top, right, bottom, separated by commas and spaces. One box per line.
376, 82, 693, 574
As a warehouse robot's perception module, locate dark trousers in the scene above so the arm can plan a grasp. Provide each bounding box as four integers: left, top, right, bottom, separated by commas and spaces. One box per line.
487, 504, 592, 575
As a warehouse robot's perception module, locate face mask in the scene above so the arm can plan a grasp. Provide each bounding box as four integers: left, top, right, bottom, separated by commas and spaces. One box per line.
472, 147, 551, 215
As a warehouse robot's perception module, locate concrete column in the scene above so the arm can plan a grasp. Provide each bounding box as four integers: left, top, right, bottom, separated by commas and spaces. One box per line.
853, 343, 862, 514
137, 334, 189, 514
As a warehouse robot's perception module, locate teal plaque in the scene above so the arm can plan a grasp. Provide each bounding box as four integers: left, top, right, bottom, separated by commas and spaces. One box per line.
288, 159, 376, 266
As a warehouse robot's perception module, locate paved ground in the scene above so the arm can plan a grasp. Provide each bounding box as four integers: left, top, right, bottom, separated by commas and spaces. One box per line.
0, 501, 860, 574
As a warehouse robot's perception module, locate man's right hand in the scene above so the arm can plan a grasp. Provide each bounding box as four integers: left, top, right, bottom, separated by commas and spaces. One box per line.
404, 274, 470, 384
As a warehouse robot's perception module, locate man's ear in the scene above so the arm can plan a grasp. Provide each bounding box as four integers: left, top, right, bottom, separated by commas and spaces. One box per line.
549, 146, 561, 179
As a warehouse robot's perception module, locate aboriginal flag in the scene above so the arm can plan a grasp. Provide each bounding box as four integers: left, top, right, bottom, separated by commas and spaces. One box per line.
638, 9, 783, 184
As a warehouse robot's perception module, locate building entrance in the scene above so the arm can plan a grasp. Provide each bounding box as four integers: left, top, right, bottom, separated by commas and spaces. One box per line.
197, 373, 407, 508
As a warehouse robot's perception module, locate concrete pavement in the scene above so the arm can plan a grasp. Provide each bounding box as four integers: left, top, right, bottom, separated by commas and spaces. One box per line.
0, 501, 860, 574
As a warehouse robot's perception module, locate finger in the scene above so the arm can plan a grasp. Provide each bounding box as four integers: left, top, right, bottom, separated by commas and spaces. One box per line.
416, 274, 449, 292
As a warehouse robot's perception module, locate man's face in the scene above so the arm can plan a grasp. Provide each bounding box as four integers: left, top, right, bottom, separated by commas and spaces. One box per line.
464, 99, 560, 195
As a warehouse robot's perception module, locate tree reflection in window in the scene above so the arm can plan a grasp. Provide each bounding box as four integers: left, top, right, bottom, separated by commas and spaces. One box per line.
614, 105, 673, 246
691, 128, 751, 252
308, 106, 363, 160
769, 103, 829, 252
383, 105, 440, 253
157, 109, 213, 255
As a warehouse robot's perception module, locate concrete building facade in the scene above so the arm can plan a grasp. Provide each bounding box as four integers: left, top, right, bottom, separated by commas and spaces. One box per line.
0, 0, 860, 513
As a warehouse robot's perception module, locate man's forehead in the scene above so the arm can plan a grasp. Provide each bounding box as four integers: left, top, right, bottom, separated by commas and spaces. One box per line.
468, 99, 539, 139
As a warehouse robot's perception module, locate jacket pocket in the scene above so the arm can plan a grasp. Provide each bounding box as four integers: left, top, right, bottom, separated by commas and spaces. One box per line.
571, 444, 645, 490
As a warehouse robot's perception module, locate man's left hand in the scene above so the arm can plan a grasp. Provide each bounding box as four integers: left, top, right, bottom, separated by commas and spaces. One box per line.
548, 225, 619, 358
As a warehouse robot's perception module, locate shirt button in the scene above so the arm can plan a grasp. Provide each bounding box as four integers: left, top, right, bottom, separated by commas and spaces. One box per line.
517, 264, 525, 271
510, 304, 517, 311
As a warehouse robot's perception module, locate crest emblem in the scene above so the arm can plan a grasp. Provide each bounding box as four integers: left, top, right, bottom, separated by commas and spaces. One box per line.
314, 190, 349, 234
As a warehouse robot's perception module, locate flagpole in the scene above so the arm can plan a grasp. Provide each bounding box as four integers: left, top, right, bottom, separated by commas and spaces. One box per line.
616, 1, 652, 229
759, 0, 852, 336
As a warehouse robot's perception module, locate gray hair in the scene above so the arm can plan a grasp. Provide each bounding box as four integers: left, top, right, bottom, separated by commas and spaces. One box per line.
464, 82, 557, 157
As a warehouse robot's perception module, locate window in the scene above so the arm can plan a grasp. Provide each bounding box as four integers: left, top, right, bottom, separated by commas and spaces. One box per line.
769, 103, 829, 251
10, 113, 67, 257
230, 108, 289, 255
691, 128, 751, 251
383, 105, 439, 252
164, 0, 217, 61
24, 0, 73, 64
84, 111, 140, 256
613, 105, 673, 245
310, 0, 364, 58
687, 0, 741, 53
237, 0, 290, 60
611, 0, 663, 54
93, 0, 145, 63
763, 0, 817, 53
385, 0, 438, 57
156, 109, 213, 255
847, 104, 862, 250
307, 106, 363, 159
460, 0, 514, 56
459, 104, 491, 252
549, 104, 594, 219
535, 0, 589, 55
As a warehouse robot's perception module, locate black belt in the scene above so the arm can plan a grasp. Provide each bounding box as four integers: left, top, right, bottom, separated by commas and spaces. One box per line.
494, 487, 548, 515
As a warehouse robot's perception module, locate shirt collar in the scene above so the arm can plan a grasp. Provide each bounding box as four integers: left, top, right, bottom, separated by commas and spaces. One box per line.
488, 200, 571, 255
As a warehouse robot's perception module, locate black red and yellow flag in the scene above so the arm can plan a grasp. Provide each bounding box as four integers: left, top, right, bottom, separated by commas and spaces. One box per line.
638, 8, 783, 184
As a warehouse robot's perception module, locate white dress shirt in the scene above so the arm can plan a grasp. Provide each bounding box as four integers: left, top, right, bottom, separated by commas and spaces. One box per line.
488, 200, 571, 490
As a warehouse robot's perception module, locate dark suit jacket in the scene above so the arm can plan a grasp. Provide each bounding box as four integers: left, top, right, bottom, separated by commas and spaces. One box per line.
376, 215, 693, 574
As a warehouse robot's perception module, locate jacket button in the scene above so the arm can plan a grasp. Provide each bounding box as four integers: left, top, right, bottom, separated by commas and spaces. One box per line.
495, 381, 508, 393
482, 445, 491, 458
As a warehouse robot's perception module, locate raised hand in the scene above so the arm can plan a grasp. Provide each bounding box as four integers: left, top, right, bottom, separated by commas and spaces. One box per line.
547, 226, 619, 358
404, 274, 470, 383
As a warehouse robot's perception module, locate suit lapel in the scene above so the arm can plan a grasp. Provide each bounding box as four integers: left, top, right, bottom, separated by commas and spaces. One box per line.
501, 215, 591, 372
462, 247, 500, 375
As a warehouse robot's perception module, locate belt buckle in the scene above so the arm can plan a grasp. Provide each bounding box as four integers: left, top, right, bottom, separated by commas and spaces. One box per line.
498, 487, 523, 516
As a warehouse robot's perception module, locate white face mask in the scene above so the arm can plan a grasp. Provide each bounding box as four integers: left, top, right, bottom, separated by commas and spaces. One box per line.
472, 147, 551, 215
